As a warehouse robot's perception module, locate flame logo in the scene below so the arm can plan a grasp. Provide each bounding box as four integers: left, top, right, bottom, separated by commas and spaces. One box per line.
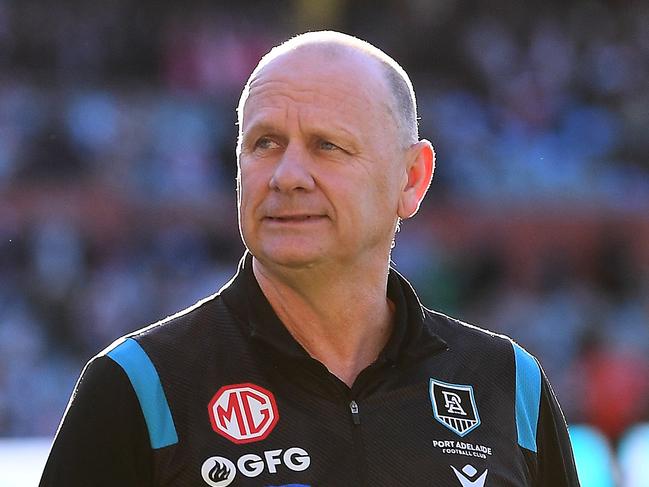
208, 460, 232, 482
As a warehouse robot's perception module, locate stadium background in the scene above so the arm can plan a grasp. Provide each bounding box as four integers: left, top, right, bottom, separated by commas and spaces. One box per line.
0, 0, 648, 485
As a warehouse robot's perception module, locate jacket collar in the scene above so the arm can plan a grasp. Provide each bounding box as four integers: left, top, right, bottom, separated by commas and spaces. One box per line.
220, 252, 447, 364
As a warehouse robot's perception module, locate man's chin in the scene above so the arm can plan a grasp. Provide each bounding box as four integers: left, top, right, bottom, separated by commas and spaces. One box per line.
253, 247, 328, 271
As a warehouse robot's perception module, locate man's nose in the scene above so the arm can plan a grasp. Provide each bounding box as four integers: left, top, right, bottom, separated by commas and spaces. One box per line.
269, 143, 316, 192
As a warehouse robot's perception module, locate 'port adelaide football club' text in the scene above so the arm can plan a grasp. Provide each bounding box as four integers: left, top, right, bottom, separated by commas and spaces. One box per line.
432, 439, 493, 459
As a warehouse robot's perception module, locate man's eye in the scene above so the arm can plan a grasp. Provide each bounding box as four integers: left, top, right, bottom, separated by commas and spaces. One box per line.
318, 140, 339, 151
255, 137, 280, 150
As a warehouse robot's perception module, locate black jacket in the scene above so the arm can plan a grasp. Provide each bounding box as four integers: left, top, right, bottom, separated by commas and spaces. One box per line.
40, 254, 579, 486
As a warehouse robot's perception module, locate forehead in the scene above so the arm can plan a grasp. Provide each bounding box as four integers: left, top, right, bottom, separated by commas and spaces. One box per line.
242, 47, 393, 135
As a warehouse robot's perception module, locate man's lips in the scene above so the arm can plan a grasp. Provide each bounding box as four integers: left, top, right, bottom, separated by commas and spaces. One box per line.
263, 214, 328, 222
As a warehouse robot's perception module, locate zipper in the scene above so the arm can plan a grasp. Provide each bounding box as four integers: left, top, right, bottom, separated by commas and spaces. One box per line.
302, 362, 368, 484
347, 398, 367, 485
349, 400, 361, 425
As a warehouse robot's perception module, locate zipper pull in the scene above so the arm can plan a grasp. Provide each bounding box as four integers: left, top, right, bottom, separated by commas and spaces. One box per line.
349, 400, 361, 425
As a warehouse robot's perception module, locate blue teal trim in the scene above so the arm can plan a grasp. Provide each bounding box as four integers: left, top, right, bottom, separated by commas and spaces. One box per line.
512, 342, 541, 452
107, 338, 178, 449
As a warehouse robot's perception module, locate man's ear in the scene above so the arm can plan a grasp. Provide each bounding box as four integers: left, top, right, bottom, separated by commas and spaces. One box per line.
397, 140, 435, 220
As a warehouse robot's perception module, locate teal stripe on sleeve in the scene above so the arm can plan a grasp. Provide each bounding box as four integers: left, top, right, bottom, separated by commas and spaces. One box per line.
106, 338, 178, 449
512, 341, 541, 452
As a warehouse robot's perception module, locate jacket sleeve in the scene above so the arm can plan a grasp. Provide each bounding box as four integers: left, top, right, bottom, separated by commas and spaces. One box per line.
535, 368, 580, 487
39, 355, 154, 486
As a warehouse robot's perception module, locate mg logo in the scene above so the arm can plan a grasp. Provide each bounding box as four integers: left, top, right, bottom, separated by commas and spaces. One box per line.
208, 383, 279, 444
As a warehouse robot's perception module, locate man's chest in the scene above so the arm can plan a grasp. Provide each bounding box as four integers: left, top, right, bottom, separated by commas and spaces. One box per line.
151, 363, 534, 487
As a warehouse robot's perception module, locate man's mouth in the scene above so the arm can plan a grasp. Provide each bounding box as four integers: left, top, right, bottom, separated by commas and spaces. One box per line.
265, 215, 327, 222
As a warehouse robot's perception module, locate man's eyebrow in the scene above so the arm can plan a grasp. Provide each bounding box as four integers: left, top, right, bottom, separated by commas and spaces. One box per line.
244, 118, 359, 140
321, 124, 360, 143
241, 120, 282, 139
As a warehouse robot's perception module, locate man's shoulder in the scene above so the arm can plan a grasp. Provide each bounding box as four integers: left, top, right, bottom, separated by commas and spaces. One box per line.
98, 290, 241, 365
421, 308, 543, 399
423, 307, 520, 358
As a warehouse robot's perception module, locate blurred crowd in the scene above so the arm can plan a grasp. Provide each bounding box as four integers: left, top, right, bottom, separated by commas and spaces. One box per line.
0, 0, 648, 469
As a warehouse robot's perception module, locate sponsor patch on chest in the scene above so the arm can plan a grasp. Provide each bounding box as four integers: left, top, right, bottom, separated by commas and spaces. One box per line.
208, 383, 279, 444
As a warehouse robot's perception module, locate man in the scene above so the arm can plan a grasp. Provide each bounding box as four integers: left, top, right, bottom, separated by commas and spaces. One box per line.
40, 31, 579, 486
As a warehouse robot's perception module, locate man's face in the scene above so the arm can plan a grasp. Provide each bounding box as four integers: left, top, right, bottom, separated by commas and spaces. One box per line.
237, 47, 408, 270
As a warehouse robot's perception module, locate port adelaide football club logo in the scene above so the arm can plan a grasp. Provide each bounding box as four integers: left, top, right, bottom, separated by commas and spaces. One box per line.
429, 378, 481, 437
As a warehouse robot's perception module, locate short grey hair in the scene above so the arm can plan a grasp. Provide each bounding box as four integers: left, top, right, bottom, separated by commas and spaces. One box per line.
236, 31, 419, 154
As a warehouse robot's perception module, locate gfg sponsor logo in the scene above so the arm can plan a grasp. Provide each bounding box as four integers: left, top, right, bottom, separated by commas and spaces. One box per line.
201, 447, 311, 486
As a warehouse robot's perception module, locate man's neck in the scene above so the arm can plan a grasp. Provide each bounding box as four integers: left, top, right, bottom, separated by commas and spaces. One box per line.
252, 256, 394, 387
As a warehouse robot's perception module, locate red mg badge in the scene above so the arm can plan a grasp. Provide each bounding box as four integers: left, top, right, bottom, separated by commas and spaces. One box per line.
208, 383, 279, 444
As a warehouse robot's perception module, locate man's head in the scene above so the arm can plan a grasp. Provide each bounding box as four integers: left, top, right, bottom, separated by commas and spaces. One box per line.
236, 31, 435, 270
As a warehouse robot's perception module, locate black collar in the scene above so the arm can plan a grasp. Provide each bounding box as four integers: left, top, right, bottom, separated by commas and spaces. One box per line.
220, 252, 447, 365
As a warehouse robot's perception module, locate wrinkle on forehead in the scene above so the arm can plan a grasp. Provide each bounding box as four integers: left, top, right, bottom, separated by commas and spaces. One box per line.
246, 78, 383, 120
241, 51, 395, 144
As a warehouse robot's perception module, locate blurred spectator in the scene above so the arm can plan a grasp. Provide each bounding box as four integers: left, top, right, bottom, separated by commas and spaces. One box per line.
583, 345, 649, 442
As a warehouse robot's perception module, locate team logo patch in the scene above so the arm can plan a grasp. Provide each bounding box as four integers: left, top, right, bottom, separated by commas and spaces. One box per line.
430, 378, 480, 437
208, 383, 279, 444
